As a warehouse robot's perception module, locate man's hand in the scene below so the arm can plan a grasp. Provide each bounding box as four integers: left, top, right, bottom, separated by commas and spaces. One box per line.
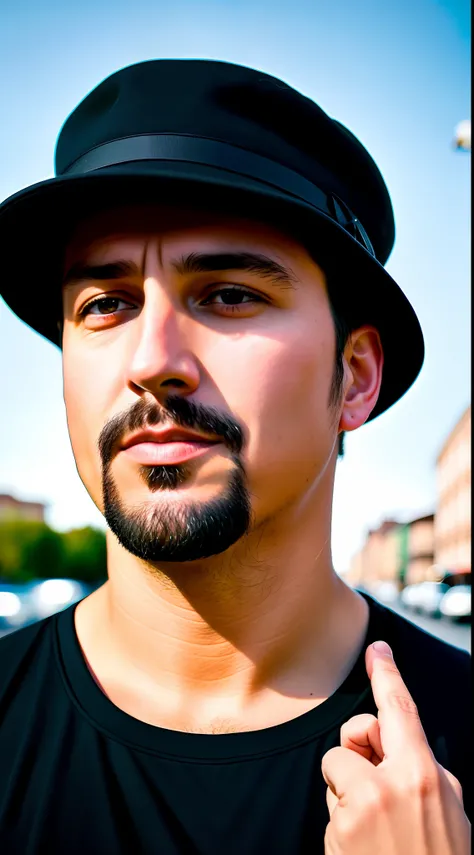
321, 641, 471, 853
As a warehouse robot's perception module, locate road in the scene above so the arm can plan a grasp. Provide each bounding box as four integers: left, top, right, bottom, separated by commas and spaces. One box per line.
383, 599, 471, 653
1, 599, 470, 650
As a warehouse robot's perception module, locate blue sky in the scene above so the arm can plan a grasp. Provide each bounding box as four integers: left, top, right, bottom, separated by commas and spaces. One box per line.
0, 0, 470, 573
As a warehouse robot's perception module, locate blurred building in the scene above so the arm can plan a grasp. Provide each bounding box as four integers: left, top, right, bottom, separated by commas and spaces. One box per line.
347, 406, 471, 589
434, 406, 471, 573
346, 520, 401, 588
406, 513, 435, 584
0, 493, 46, 523
346, 514, 435, 589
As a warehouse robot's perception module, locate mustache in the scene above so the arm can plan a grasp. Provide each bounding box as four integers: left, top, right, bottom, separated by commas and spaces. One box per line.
97, 394, 245, 465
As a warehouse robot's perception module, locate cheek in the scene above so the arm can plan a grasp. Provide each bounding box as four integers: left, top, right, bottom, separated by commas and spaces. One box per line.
62, 358, 111, 488
212, 327, 335, 471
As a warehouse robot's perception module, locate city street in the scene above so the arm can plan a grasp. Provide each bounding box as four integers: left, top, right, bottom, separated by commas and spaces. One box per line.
385, 600, 471, 653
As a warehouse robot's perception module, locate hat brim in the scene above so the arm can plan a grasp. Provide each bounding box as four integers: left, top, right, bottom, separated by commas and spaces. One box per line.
0, 160, 424, 421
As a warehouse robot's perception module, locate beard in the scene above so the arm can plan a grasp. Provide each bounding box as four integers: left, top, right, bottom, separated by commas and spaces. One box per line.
101, 453, 252, 562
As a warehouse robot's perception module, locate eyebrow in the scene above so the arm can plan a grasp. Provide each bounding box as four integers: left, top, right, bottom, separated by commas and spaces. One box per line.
62, 252, 298, 291
173, 252, 297, 288
63, 259, 139, 289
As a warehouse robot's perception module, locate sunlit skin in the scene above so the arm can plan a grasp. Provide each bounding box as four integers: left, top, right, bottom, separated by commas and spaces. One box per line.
63, 204, 383, 733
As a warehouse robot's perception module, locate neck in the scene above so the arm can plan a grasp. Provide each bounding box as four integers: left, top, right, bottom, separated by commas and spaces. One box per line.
76, 476, 369, 718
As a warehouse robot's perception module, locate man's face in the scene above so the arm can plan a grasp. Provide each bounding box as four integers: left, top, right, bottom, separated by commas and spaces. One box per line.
61, 204, 342, 564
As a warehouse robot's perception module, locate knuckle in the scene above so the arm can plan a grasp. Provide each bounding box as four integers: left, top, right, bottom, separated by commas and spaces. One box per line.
322, 746, 341, 767
340, 713, 375, 739
359, 778, 391, 813
324, 823, 336, 852
449, 772, 462, 792
331, 809, 373, 852
333, 809, 361, 843
340, 713, 378, 747
326, 785, 338, 812
404, 763, 440, 798
341, 713, 377, 733
338, 778, 390, 822
440, 766, 464, 801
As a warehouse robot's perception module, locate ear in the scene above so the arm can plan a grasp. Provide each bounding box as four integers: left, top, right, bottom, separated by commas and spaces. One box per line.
338, 326, 384, 433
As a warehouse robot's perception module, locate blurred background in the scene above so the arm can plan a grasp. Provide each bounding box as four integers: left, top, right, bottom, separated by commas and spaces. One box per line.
0, 0, 470, 648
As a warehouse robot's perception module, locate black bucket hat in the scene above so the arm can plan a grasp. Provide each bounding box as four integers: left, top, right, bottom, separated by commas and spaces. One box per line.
0, 58, 424, 421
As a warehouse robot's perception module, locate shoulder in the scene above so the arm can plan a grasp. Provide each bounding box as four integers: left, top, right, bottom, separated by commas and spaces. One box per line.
0, 616, 56, 695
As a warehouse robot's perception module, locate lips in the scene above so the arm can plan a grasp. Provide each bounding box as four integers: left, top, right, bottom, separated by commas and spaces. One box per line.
120, 427, 221, 466
121, 428, 221, 450
122, 440, 219, 465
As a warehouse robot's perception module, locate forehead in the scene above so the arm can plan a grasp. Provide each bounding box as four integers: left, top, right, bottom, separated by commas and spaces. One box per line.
64, 203, 307, 265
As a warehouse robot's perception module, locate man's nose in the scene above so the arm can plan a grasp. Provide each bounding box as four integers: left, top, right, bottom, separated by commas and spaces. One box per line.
126, 280, 201, 398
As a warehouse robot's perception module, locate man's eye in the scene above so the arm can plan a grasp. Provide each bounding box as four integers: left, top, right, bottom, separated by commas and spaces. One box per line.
200, 287, 266, 307
79, 287, 266, 320
80, 297, 133, 317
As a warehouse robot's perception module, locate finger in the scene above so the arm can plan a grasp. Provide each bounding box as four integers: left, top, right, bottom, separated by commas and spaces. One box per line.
322, 745, 373, 799
340, 713, 384, 765
326, 785, 339, 817
365, 641, 431, 759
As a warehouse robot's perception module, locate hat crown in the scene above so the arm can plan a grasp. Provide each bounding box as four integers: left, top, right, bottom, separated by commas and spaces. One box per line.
55, 59, 394, 263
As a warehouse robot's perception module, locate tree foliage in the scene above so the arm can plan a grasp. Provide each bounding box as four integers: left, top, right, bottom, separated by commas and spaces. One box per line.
0, 520, 107, 584
60, 526, 107, 584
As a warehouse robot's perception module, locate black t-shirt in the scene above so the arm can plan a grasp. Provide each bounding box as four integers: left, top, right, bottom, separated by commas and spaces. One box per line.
0, 592, 470, 855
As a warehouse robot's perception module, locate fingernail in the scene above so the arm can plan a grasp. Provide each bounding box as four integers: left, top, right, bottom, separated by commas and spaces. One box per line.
373, 641, 392, 656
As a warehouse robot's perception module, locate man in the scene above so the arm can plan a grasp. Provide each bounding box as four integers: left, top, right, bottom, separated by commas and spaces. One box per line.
0, 59, 470, 854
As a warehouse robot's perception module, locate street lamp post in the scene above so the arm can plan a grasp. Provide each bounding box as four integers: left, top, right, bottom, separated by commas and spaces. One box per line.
453, 119, 471, 152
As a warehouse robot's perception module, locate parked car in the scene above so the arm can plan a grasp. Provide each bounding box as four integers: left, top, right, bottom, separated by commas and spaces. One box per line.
400, 582, 450, 618
0, 581, 38, 632
0, 578, 96, 633
25, 578, 95, 620
400, 583, 422, 609
439, 585, 471, 622
370, 581, 399, 605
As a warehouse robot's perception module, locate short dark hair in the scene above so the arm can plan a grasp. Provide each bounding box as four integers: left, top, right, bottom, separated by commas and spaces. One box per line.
328, 291, 352, 458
